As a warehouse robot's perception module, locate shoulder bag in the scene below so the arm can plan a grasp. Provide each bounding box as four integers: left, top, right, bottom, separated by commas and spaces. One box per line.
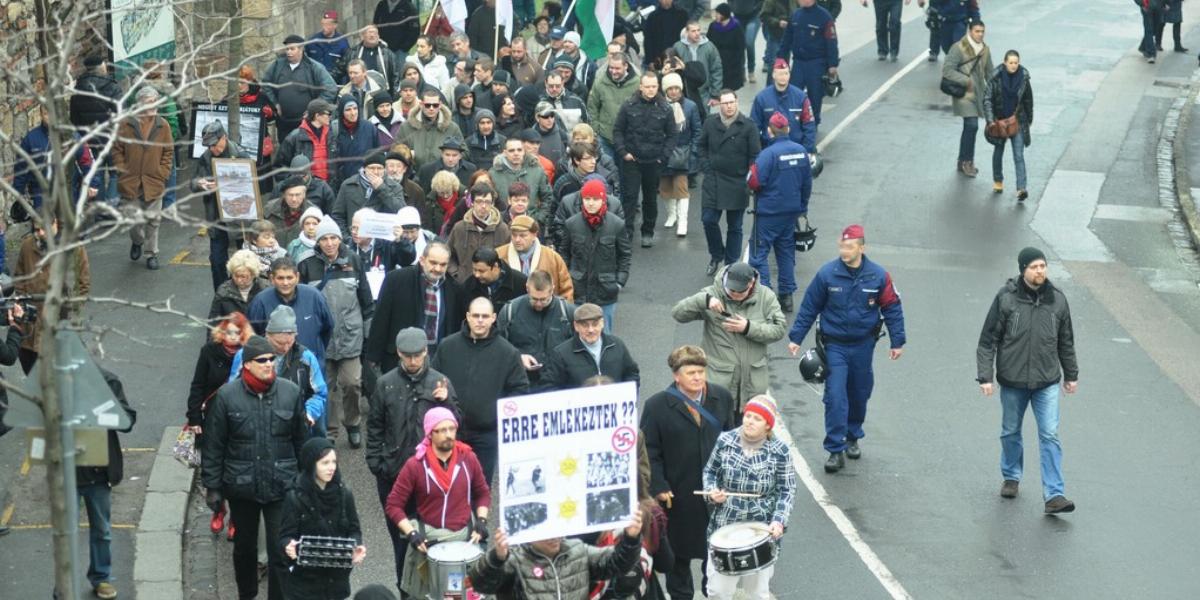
940, 53, 983, 99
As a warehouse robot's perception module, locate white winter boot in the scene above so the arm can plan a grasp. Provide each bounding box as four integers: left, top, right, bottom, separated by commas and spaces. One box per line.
662, 198, 678, 228
676, 198, 689, 237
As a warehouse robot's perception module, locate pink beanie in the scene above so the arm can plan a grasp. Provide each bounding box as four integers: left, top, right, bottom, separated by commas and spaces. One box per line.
423, 407, 457, 437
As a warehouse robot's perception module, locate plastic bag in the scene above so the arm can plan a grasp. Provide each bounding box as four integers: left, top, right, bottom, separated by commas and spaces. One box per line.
172, 427, 201, 468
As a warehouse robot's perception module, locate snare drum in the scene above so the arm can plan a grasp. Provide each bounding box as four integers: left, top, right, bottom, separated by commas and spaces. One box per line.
708, 522, 777, 576
427, 541, 484, 599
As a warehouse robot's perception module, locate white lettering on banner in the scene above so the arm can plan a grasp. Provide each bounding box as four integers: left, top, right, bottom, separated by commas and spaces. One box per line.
496, 382, 639, 545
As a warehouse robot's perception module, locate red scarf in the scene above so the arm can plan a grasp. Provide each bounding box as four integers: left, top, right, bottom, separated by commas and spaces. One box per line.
283, 207, 302, 228
300, 120, 330, 180
426, 441, 472, 491
342, 115, 358, 134
584, 199, 607, 230
437, 192, 458, 233
242, 363, 275, 394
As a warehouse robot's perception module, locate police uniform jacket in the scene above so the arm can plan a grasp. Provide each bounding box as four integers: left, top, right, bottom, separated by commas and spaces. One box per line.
788, 256, 907, 349
778, 5, 840, 66
748, 137, 812, 218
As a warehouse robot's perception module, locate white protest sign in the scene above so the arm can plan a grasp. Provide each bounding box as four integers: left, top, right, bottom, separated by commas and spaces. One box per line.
496, 382, 639, 545
358, 212, 400, 239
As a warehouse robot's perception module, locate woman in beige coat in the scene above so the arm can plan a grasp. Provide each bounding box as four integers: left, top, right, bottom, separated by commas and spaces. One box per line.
941, 20, 993, 178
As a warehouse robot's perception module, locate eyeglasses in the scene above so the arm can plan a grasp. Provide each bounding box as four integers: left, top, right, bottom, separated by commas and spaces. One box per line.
473, 198, 494, 205
537, 113, 554, 119
250, 356, 275, 364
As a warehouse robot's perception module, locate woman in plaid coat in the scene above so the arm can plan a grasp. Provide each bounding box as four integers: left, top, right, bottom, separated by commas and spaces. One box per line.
701, 395, 797, 600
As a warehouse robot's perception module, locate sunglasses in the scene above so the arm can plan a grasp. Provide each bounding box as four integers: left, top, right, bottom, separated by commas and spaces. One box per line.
250, 356, 275, 364
537, 113, 554, 118
423, 102, 441, 108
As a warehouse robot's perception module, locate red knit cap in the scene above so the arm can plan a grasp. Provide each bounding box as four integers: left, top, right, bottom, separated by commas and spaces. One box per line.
841, 224, 865, 241
743, 396, 778, 429
581, 179, 607, 200
768, 112, 789, 130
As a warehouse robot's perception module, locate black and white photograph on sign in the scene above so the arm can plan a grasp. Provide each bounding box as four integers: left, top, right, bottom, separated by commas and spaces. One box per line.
211, 158, 263, 221
504, 459, 546, 498
586, 489, 630, 526
503, 502, 548, 536
586, 451, 631, 489
190, 104, 264, 159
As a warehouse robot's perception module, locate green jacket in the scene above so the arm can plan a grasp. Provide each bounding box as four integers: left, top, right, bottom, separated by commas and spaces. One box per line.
585, 69, 639, 141
761, 0, 793, 39
396, 104, 465, 172
489, 154, 554, 225
671, 265, 787, 406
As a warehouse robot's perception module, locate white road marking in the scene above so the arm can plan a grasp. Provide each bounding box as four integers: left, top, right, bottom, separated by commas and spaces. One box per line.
817, 52, 928, 154
771, 401, 915, 600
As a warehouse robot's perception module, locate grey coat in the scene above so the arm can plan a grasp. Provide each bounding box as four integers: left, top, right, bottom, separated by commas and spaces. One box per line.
297, 247, 374, 360
469, 535, 642, 600
699, 113, 760, 211
942, 36, 993, 118
671, 265, 787, 405
331, 174, 406, 238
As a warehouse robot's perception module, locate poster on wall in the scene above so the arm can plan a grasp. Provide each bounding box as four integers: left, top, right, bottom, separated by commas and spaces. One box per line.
496, 382, 638, 545
110, 0, 176, 68
190, 104, 264, 161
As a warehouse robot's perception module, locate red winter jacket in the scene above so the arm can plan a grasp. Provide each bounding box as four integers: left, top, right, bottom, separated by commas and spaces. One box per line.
385, 443, 491, 530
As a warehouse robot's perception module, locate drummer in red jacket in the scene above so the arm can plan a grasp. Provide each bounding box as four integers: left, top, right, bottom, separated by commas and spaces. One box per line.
386, 407, 492, 599
700, 396, 797, 600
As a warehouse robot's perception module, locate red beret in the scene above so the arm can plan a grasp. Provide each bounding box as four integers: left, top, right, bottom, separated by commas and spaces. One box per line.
773, 58, 789, 71
768, 111, 789, 130
841, 224, 865, 241
323, 10, 338, 19
581, 179, 607, 200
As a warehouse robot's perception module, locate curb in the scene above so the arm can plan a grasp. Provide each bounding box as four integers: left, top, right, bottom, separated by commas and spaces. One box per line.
1165, 70, 1200, 255
133, 426, 192, 600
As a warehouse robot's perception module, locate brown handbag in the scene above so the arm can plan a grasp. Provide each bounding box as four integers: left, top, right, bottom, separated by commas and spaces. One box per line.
986, 115, 1019, 139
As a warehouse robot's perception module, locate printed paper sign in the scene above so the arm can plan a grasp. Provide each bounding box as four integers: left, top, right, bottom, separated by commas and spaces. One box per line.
358, 212, 400, 240
496, 382, 638, 544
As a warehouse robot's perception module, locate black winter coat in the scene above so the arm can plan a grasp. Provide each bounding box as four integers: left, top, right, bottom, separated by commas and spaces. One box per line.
976, 277, 1078, 390
708, 21, 747, 91
278, 482, 362, 600
202, 378, 308, 503
69, 71, 121, 129
372, 0, 420, 55
983, 65, 1034, 148
366, 365, 461, 482
429, 330, 529, 434
461, 263, 528, 315
539, 333, 640, 391
208, 278, 267, 320
365, 266, 466, 372
613, 94, 678, 164
77, 370, 137, 487
699, 113, 760, 211
306, 176, 338, 215
187, 343, 238, 427
639, 384, 736, 559
496, 295, 577, 368
644, 6, 690, 67
551, 190, 625, 250
559, 213, 631, 306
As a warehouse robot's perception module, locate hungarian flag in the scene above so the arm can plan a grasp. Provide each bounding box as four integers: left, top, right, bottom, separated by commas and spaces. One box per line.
576, 0, 614, 60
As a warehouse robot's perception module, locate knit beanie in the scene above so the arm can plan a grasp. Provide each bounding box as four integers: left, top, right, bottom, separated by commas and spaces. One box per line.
1018, 247, 1046, 273
265, 305, 297, 334
581, 179, 607, 200
423, 407, 458, 437
300, 206, 324, 226
243, 335, 275, 360
743, 396, 778, 429
315, 215, 342, 241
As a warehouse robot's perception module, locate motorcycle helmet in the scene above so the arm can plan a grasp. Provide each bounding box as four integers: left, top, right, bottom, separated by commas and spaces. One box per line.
795, 216, 818, 253
823, 74, 843, 98
809, 152, 824, 179
799, 348, 827, 383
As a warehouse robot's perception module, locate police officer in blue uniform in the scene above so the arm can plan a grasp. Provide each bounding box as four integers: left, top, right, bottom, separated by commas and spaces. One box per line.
777, 0, 839, 126
787, 224, 906, 473
935, 0, 980, 55
747, 112, 813, 314
750, 60, 818, 152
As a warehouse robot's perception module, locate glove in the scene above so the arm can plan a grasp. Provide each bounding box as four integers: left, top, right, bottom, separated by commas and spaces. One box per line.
205, 489, 223, 513
473, 518, 489, 541
407, 530, 427, 548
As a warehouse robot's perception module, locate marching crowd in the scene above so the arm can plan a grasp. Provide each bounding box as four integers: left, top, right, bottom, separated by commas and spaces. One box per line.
1, 0, 1095, 598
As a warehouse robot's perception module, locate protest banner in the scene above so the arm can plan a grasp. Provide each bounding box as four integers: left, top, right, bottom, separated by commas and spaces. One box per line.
496, 382, 638, 544
358, 211, 400, 239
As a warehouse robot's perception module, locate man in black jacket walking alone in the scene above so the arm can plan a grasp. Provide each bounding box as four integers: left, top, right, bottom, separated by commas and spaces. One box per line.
613, 73, 678, 245
975, 247, 1079, 515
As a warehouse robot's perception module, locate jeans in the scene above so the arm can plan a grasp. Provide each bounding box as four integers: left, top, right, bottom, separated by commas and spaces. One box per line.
597, 135, 616, 162
461, 429, 497, 484
619, 160, 662, 236
162, 164, 178, 209
958, 117, 979, 162
376, 474, 410, 591
1000, 384, 1065, 501
601, 302, 616, 333
929, 23, 941, 56
822, 339, 876, 453
702, 207, 745, 265
743, 16, 762, 72
514, 0, 536, 28
874, 0, 903, 56
227, 498, 285, 600
749, 215, 798, 295
1140, 9, 1159, 57
79, 483, 112, 587
991, 130, 1027, 190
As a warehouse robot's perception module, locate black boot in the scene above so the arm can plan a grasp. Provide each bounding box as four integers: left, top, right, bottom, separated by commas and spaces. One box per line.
824, 452, 845, 473
845, 438, 861, 460
778, 294, 794, 313
706, 258, 721, 276
347, 425, 362, 449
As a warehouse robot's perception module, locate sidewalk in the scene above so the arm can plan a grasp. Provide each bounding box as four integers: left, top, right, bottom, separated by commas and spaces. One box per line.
1176, 70, 1200, 252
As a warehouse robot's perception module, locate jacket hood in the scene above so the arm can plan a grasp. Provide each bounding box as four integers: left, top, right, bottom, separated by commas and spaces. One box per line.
678, 30, 712, 47
454, 83, 474, 106
337, 94, 358, 117
1003, 276, 1057, 303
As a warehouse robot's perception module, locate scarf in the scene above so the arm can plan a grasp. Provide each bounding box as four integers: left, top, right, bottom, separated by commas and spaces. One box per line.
342, 115, 358, 134
720, 112, 737, 127
669, 99, 686, 127
998, 68, 1022, 119
583, 199, 607, 229
437, 192, 458, 232
471, 209, 490, 230
242, 363, 275, 394
420, 441, 473, 491
712, 16, 740, 33
376, 109, 395, 127
296, 230, 317, 250
967, 37, 984, 56
283, 206, 303, 228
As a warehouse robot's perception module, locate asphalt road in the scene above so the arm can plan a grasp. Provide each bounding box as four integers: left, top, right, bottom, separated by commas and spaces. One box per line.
3, 1, 1200, 598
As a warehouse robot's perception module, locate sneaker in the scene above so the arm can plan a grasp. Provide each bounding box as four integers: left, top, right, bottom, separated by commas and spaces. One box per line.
845, 439, 861, 460
94, 582, 117, 599
1000, 480, 1019, 498
927, 52, 938, 62
963, 161, 979, 178
1149, 56, 1156, 64
209, 507, 225, 534
1044, 495, 1075, 514
877, 53, 887, 61
889, 54, 898, 62
129, 243, 143, 261
993, 181, 1004, 194
824, 452, 845, 473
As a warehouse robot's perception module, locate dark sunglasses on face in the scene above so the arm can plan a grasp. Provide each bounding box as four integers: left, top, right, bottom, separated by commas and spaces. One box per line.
423, 102, 440, 108
251, 356, 275, 364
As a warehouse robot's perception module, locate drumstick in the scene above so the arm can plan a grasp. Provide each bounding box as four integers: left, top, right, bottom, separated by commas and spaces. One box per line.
693, 490, 761, 498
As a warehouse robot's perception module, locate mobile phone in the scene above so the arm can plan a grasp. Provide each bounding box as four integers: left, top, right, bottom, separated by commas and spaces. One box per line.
719, 311, 732, 318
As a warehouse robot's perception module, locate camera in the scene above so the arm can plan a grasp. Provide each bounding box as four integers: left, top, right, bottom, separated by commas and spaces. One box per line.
0, 275, 37, 327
